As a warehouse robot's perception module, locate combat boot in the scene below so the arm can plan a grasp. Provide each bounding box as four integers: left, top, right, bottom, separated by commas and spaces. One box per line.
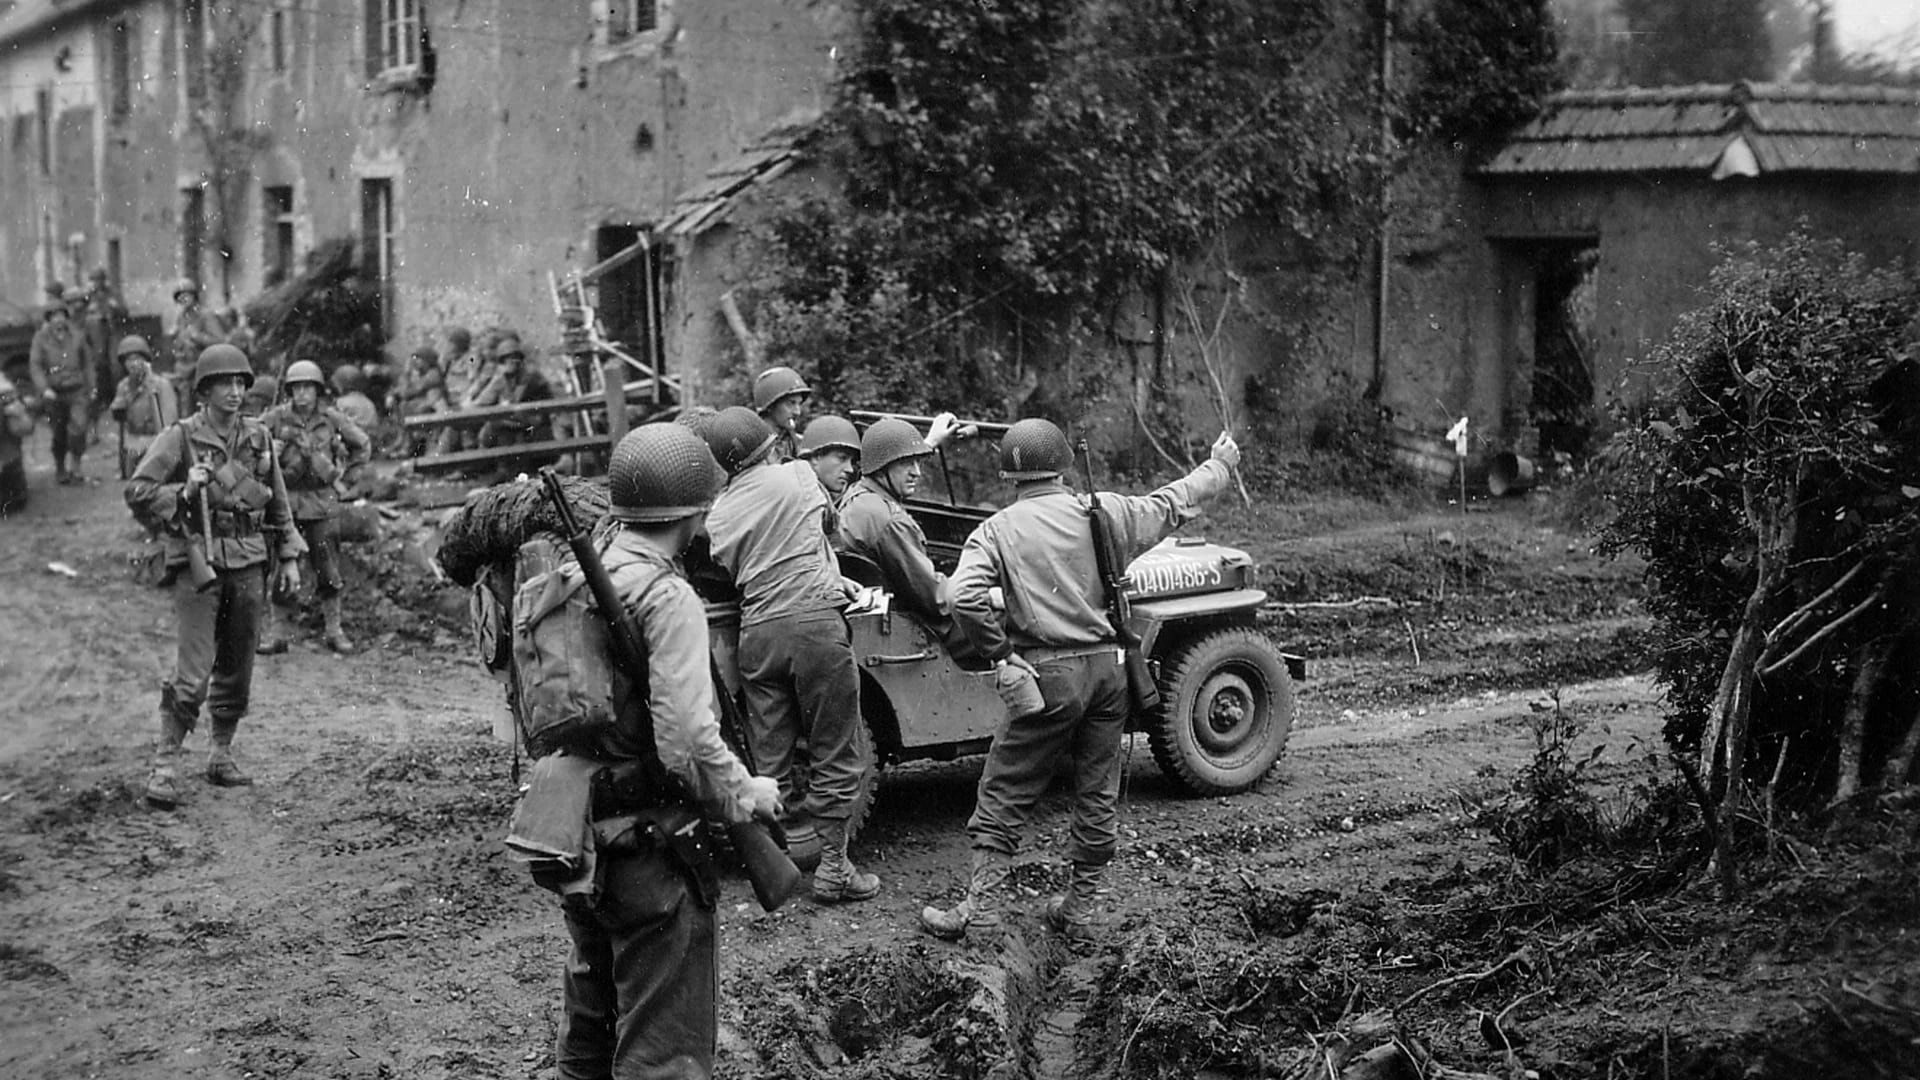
321, 595, 354, 653
919, 849, 1012, 941
255, 605, 289, 655
810, 818, 880, 903
1043, 861, 1104, 945
144, 705, 191, 810
206, 716, 253, 787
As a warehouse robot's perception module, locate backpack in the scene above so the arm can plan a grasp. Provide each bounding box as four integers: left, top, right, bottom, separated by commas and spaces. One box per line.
508, 535, 669, 759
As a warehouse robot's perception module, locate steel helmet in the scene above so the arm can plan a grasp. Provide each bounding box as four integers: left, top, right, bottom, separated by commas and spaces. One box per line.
798, 415, 861, 459
412, 344, 440, 366
173, 278, 200, 301
609, 424, 725, 523
116, 335, 153, 360
860, 417, 934, 475
330, 364, 366, 394
751, 366, 812, 413
193, 343, 256, 391
493, 336, 527, 362
998, 418, 1072, 481
44, 279, 67, 300
248, 374, 280, 403
702, 406, 778, 476
447, 326, 472, 352
283, 360, 326, 388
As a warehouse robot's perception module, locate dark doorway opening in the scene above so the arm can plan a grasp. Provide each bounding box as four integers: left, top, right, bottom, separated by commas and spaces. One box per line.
1532, 243, 1598, 461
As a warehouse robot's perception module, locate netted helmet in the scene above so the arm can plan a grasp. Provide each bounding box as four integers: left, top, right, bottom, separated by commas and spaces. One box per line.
799, 415, 861, 459
116, 335, 153, 360
609, 423, 725, 523
283, 360, 326, 388
751, 365, 811, 412
861, 417, 934, 474
193, 343, 256, 391
702, 406, 777, 476
330, 364, 366, 394
173, 278, 200, 302
493, 336, 527, 362
998, 418, 1072, 481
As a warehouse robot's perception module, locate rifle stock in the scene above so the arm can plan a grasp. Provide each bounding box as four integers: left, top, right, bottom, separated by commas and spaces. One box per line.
537, 468, 799, 912
179, 427, 218, 592
1076, 441, 1161, 713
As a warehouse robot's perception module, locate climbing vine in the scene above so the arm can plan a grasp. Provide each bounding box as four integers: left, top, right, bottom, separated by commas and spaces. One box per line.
1401, 0, 1562, 143
736, 0, 1560, 439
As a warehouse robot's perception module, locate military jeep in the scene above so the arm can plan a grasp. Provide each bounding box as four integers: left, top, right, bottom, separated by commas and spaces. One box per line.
838, 417, 1303, 796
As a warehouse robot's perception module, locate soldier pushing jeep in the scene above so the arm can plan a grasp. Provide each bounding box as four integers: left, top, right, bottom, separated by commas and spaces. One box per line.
126, 344, 306, 809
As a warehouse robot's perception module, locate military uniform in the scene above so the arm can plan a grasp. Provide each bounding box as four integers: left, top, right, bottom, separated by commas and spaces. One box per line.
0, 373, 33, 515
28, 314, 94, 482
109, 368, 181, 472
261, 397, 372, 647
126, 409, 306, 798
838, 476, 946, 621
169, 301, 229, 371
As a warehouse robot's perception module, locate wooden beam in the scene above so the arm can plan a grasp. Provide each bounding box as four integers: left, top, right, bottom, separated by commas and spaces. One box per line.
572, 236, 650, 287
401, 383, 664, 430
410, 435, 613, 474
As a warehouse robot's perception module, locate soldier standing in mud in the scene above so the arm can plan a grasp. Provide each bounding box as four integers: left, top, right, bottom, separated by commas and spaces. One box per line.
126, 344, 306, 810
527, 423, 781, 1079
261, 359, 372, 653
28, 290, 95, 485
702, 405, 881, 902
107, 336, 180, 478
920, 419, 1240, 942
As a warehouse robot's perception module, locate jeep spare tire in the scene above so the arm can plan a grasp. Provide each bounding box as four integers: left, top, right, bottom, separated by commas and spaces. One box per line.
1148, 628, 1293, 795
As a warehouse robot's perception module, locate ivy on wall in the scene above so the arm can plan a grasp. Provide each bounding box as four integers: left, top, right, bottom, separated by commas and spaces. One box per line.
738, 0, 1561, 434
1401, 0, 1563, 143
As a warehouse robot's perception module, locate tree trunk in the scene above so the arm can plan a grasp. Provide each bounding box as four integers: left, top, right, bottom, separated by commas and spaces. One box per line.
1881, 697, 1920, 790
1831, 634, 1892, 807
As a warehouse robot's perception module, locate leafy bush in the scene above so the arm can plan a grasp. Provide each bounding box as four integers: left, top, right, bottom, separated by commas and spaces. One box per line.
1483, 694, 1607, 871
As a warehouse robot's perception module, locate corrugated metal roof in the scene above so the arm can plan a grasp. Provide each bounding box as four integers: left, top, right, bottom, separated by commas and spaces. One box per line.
1479, 83, 1920, 177
660, 113, 818, 237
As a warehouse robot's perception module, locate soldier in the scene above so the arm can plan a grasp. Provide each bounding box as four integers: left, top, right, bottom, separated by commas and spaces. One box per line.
797, 414, 861, 502
262, 359, 373, 653
837, 416, 975, 656
169, 279, 229, 373
919, 418, 1241, 942
107, 336, 180, 478
126, 344, 307, 810
0, 370, 33, 516
328, 364, 381, 435
28, 291, 94, 485
702, 406, 881, 903
537, 423, 780, 1079
750, 365, 811, 464
474, 336, 554, 450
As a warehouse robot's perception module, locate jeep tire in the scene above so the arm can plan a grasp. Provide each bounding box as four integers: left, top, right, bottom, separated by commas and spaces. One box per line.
1147, 627, 1293, 796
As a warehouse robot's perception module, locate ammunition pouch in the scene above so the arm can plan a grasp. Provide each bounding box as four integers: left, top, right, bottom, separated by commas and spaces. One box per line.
206, 508, 265, 538
589, 764, 720, 911
589, 757, 685, 818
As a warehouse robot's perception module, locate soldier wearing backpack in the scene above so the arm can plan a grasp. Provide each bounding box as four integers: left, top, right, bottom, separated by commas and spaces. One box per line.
509, 423, 781, 1079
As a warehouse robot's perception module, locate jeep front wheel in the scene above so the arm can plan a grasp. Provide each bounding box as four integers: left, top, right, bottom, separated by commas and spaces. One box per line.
1147, 628, 1293, 796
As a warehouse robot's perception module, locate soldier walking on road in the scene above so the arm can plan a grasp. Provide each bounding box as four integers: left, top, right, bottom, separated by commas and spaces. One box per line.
703, 406, 881, 903
126, 344, 306, 810
28, 291, 95, 486
538, 423, 781, 1079
920, 419, 1241, 942
261, 360, 372, 653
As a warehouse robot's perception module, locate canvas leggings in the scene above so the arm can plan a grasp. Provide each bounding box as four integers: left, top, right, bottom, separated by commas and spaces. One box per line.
556, 846, 717, 1080
160, 565, 266, 740
294, 516, 344, 596
46, 388, 90, 462
737, 608, 871, 822
966, 652, 1130, 867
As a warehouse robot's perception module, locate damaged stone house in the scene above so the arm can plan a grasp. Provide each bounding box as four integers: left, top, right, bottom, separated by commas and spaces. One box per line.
1, 1, 1914, 471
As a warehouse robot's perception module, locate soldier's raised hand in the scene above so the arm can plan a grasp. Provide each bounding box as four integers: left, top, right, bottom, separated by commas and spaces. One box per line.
1210, 431, 1241, 470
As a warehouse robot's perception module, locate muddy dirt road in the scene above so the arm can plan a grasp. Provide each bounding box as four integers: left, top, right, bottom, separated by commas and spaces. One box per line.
9, 465, 1846, 1080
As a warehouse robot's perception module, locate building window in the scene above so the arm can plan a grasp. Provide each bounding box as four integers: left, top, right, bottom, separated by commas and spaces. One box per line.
269, 8, 289, 74
109, 18, 135, 120
366, 0, 422, 78
182, 186, 206, 290
35, 87, 50, 174
183, 0, 207, 104
360, 178, 395, 326
603, 0, 658, 45
263, 185, 296, 286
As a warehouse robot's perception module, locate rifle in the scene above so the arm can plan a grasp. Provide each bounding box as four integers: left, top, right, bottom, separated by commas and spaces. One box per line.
1076, 440, 1161, 714
117, 418, 128, 480
538, 468, 800, 912
179, 425, 219, 593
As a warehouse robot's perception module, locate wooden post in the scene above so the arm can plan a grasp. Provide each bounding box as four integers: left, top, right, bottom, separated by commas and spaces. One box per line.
603, 357, 629, 450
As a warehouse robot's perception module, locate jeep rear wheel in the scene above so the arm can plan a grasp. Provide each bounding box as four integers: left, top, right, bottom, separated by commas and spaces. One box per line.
1148, 627, 1293, 796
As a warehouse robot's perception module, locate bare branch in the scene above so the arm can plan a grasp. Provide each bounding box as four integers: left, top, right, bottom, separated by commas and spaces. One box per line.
1758, 585, 1887, 679
1766, 561, 1868, 647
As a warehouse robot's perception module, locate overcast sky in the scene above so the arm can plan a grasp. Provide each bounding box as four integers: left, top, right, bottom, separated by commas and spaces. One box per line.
1834, 0, 1920, 57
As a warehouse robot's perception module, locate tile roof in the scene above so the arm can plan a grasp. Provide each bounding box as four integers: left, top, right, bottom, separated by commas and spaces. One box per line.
1479, 83, 1920, 177
660, 111, 820, 237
